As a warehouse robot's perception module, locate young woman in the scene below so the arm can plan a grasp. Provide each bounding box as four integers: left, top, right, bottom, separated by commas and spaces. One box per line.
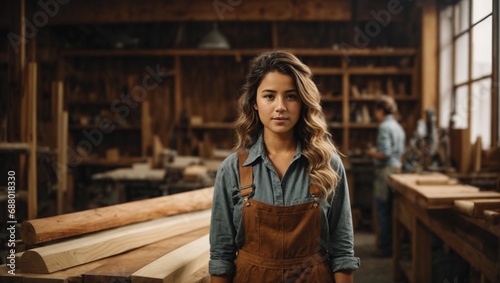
209, 51, 359, 283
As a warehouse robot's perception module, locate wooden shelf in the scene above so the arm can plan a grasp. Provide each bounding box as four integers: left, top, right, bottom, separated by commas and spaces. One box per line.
68, 101, 118, 106
311, 67, 343, 75
328, 122, 344, 128
61, 48, 417, 58
0, 142, 30, 153
350, 96, 419, 102
80, 157, 147, 167
321, 96, 343, 102
69, 125, 141, 130
348, 67, 414, 75
189, 122, 235, 130
348, 123, 378, 129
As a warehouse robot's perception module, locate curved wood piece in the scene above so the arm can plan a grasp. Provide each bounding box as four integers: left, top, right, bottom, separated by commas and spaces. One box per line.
20, 209, 211, 274
21, 187, 213, 245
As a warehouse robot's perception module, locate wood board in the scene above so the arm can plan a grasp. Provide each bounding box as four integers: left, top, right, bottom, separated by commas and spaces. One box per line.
83, 227, 209, 283
20, 209, 211, 274
22, 187, 213, 245
131, 234, 210, 283
388, 173, 500, 209
0, 256, 110, 283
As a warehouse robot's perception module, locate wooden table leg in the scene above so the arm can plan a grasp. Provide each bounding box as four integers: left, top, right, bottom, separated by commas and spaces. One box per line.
413, 218, 432, 283
393, 195, 403, 282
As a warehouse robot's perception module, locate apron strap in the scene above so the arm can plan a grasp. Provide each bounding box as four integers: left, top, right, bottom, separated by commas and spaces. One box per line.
309, 184, 321, 197
238, 150, 254, 197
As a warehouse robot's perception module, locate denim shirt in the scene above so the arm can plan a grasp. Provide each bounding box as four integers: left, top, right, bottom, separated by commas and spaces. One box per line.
375, 114, 406, 168
209, 133, 360, 276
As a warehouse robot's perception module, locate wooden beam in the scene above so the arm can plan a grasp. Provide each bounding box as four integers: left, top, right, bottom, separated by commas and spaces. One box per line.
21, 187, 213, 245
83, 227, 209, 283
44, 0, 350, 25
141, 100, 152, 157
174, 56, 182, 124
184, 265, 210, 283
27, 62, 37, 220
0, 255, 109, 283
454, 199, 500, 217
55, 81, 66, 215
20, 209, 211, 274
131, 234, 210, 283
420, 0, 438, 118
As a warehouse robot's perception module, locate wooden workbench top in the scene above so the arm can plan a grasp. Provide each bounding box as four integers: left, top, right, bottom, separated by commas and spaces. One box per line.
388, 173, 500, 209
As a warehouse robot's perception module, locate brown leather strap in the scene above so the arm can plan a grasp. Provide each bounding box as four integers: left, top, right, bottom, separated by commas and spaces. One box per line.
238, 150, 254, 197
309, 184, 321, 197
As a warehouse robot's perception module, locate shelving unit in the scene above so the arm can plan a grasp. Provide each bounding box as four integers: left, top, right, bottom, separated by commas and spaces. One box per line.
35, 16, 422, 200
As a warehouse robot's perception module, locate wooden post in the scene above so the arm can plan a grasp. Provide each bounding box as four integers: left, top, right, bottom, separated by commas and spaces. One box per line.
272, 22, 279, 49
342, 57, 349, 153
27, 62, 37, 220
141, 99, 152, 157
413, 219, 432, 282
420, 0, 438, 118
55, 81, 66, 215
174, 56, 182, 123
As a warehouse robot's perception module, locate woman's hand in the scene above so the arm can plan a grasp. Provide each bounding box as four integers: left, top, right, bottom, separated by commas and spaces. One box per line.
211, 275, 232, 283
334, 270, 354, 283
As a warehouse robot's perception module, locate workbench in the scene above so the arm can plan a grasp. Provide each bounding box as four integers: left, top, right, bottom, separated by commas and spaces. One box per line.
388, 173, 500, 283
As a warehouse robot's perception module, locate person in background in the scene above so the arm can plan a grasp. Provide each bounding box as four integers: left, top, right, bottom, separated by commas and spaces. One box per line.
366, 95, 406, 258
209, 51, 360, 282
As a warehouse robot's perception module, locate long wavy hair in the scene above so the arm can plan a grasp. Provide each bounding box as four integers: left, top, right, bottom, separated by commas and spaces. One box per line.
234, 51, 339, 197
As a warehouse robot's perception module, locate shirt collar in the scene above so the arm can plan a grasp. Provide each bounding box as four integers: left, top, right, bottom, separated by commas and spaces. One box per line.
244, 131, 303, 166
385, 114, 394, 121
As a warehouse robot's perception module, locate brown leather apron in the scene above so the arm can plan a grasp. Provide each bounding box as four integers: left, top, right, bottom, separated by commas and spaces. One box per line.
234, 151, 334, 283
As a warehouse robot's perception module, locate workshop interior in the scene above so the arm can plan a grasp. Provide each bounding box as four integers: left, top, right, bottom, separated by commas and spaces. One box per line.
0, 0, 499, 282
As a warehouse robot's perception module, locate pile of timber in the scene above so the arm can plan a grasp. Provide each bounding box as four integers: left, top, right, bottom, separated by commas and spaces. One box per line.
0, 187, 214, 283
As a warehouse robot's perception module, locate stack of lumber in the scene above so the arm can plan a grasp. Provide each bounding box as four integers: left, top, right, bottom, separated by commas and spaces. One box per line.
0, 187, 214, 283
387, 173, 500, 209
454, 199, 500, 227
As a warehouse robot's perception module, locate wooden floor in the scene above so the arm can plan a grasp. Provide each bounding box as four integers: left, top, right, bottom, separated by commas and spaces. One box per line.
354, 231, 394, 283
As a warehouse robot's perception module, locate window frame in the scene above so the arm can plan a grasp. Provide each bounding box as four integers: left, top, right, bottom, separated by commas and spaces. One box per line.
443, 0, 498, 148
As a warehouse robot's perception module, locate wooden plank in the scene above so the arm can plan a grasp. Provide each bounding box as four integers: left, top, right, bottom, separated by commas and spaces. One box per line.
131, 234, 210, 283
20, 209, 211, 274
484, 209, 500, 226
61, 112, 69, 212
141, 99, 152, 157
83, 227, 209, 283
471, 136, 482, 173
55, 80, 65, 214
21, 187, 213, 245
388, 174, 500, 209
174, 56, 182, 123
454, 199, 500, 217
450, 128, 472, 174
0, 255, 110, 283
27, 62, 37, 220
420, 0, 438, 119
45, 0, 350, 24
184, 265, 210, 283
61, 48, 417, 58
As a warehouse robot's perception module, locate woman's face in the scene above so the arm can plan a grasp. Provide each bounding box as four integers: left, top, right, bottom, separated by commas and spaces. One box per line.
254, 71, 302, 137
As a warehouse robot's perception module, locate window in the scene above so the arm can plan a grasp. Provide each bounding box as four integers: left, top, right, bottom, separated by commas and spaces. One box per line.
439, 0, 498, 149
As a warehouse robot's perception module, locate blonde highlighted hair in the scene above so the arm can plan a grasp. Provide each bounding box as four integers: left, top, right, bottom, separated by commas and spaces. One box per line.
234, 51, 339, 197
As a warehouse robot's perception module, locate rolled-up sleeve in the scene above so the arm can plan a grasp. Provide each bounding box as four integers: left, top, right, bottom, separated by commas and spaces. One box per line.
328, 157, 361, 272
209, 163, 238, 276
